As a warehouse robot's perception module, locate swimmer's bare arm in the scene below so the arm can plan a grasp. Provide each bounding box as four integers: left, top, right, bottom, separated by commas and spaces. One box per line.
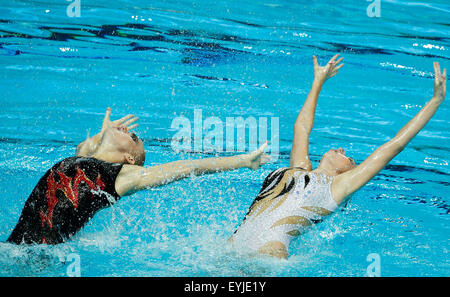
290, 54, 344, 170
76, 108, 138, 157
115, 142, 269, 197
332, 62, 446, 204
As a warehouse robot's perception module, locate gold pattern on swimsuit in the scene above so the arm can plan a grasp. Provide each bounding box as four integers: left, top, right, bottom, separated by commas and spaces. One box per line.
301, 206, 332, 216
270, 215, 312, 229
286, 230, 301, 237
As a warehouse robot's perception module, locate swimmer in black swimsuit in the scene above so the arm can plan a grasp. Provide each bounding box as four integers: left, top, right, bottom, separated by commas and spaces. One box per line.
7, 108, 269, 245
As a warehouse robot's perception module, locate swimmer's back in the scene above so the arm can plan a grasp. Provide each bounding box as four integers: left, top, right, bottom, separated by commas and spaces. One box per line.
7, 156, 123, 245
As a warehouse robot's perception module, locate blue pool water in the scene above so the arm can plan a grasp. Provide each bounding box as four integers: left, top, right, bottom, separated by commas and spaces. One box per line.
0, 0, 449, 276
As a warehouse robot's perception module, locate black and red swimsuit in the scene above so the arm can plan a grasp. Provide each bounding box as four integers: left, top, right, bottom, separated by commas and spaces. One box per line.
7, 156, 123, 245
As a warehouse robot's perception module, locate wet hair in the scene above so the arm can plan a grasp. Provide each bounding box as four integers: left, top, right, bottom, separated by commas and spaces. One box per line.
133, 149, 145, 166
132, 135, 145, 166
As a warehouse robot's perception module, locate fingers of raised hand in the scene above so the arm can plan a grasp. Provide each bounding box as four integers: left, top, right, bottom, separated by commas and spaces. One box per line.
101, 107, 112, 131
122, 116, 139, 128
434, 62, 447, 88
438, 66, 446, 83
103, 107, 111, 121
313, 55, 319, 68
335, 57, 344, 65
329, 54, 340, 64
433, 62, 447, 100
330, 56, 343, 68
434, 62, 447, 85
327, 58, 344, 78
326, 55, 343, 74
113, 114, 135, 126
127, 124, 139, 131
434, 62, 441, 78
329, 71, 338, 78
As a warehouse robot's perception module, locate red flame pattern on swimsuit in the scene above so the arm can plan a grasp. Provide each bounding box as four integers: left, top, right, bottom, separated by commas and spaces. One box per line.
39, 164, 105, 229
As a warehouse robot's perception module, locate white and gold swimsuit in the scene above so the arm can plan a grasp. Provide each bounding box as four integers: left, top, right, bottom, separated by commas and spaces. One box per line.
231, 167, 338, 254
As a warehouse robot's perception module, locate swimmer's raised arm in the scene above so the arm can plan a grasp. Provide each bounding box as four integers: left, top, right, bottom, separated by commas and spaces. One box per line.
290, 54, 344, 170
332, 62, 446, 203
114, 142, 269, 197
76, 108, 138, 157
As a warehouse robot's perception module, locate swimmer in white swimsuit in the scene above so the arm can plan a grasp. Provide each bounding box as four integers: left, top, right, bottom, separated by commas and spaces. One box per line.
230, 55, 447, 259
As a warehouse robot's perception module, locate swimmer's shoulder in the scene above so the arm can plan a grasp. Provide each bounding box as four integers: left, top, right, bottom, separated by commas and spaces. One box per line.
261, 166, 310, 188
271, 166, 310, 172
276, 166, 311, 175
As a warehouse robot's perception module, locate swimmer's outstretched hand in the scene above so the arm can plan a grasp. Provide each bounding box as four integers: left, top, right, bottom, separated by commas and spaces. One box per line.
246, 141, 270, 170
433, 62, 446, 103
312, 54, 344, 84
101, 107, 139, 134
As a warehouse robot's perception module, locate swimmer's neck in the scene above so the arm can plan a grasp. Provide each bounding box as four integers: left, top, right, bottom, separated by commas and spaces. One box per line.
311, 166, 337, 177
90, 148, 124, 164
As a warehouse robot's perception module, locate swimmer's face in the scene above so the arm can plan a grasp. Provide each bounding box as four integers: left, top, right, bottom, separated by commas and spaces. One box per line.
319, 148, 356, 175
102, 126, 145, 165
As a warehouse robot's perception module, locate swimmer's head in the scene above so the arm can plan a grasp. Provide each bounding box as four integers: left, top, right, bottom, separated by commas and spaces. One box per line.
97, 126, 145, 165
318, 147, 356, 176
